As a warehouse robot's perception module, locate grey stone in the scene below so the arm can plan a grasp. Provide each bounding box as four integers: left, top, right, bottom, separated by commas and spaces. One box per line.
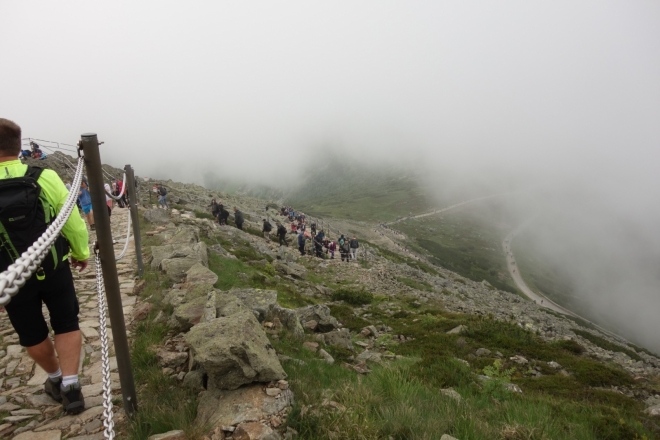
440, 435, 459, 440
143, 209, 171, 224
147, 430, 187, 440
196, 384, 293, 428
440, 388, 462, 403
505, 383, 523, 394
185, 263, 219, 285
273, 261, 307, 279
151, 241, 208, 271
355, 350, 382, 364
185, 306, 286, 390
172, 295, 207, 331
13, 431, 62, 440
321, 329, 353, 351
475, 348, 491, 357
231, 288, 278, 322
161, 255, 206, 282
157, 349, 189, 369
183, 370, 206, 391
318, 349, 334, 364
295, 304, 339, 333
644, 404, 660, 417
446, 325, 466, 335
266, 305, 304, 338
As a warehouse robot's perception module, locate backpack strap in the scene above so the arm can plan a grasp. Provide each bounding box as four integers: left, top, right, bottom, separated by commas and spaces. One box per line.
24, 166, 44, 181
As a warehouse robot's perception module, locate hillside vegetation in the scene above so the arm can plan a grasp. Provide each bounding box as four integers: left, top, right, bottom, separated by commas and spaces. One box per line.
285, 161, 431, 222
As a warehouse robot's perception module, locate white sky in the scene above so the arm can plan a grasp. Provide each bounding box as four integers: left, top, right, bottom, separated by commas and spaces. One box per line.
2, 1, 658, 185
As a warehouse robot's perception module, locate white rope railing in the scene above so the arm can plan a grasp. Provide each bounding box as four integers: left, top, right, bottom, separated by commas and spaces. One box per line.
0, 156, 85, 306
94, 249, 115, 439
105, 172, 126, 201
115, 209, 132, 261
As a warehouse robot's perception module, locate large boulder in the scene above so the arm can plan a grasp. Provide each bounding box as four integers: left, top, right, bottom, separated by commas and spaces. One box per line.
151, 242, 208, 270
185, 307, 286, 390
231, 288, 278, 322
185, 263, 218, 285
163, 283, 214, 307
144, 208, 170, 224
295, 304, 339, 332
196, 384, 294, 428
321, 329, 353, 351
266, 305, 304, 338
161, 256, 205, 282
273, 261, 307, 279
171, 295, 208, 331
160, 225, 199, 244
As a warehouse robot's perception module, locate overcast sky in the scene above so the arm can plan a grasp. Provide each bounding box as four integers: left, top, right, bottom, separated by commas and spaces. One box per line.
3, 2, 660, 348
2, 1, 658, 185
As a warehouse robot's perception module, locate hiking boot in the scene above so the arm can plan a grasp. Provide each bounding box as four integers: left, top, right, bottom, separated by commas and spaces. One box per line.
44, 377, 62, 402
90, 224, 96, 231
61, 382, 85, 414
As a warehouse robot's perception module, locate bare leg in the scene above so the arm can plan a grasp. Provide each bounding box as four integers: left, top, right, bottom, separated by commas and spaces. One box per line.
86, 211, 95, 226
54, 331, 82, 376
25, 337, 60, 374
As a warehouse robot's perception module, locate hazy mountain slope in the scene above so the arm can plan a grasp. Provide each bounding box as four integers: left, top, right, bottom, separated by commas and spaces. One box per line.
285, 161, 431, 222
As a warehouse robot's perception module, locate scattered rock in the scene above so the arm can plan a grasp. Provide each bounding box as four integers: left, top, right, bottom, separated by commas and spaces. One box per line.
234, 421, 280, 440
185, 307, 286, 390
475, 348, 491, 357
196, 384, 294, 428
14, 431, 62, 440
356, 350, 382, 364
266, 305, 304, 338
132, 302, 153, 322
143, 209, 170, 224
231, 288, 278, 322
318, 349, 334, 364
183, 370, 206, 391
295, 305, 339, 332
505, 383, 523, 394
509, 355, 528, 365
302, 342, 319, 352
321, 329, 353, 351
440, 435, 459, 440
446, 325, 466, 335
185, 263, 219, 285
440, 388, 462, 403
644, 404, 660, 417
547, 361, 561, 369
147, 430, 187, 440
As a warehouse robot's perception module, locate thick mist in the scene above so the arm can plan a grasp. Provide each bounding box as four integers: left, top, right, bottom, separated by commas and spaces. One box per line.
2, 2, 660, 348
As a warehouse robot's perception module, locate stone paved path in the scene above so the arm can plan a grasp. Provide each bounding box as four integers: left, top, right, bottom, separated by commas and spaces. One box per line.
0, 206, 138, 439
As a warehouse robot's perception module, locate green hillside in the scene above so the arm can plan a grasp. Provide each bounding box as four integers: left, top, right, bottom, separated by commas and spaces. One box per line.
285, 162, 431, 222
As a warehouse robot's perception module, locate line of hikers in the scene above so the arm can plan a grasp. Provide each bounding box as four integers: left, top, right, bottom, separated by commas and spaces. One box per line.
209, 199, 247, 230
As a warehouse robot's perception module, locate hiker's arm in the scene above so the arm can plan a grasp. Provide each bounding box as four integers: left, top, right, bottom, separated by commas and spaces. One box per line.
38, 170, 90, 261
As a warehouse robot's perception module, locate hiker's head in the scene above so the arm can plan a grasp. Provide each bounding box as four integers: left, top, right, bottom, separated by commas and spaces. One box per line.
0, 118, 22, 157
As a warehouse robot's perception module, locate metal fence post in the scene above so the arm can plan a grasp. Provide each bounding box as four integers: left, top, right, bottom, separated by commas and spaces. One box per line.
125, 165, 144, 277
80, 133, 138, 416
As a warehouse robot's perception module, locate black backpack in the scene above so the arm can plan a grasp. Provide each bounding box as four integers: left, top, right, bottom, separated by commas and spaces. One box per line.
0, 167, 68, 273
264, 222, 272, 232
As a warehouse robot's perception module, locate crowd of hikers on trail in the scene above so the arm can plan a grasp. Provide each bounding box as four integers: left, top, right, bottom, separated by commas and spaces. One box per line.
205, 203, 361, 262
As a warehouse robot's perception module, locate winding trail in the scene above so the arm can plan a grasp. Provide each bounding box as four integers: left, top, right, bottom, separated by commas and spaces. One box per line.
503, 219, 577, 316
386, 192, 517, 225
504, 220, 628, 342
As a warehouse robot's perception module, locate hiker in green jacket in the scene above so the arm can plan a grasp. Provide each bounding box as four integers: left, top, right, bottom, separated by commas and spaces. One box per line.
0, 118, 89, 414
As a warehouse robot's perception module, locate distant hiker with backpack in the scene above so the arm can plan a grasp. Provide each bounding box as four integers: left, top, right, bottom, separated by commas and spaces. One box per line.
210, 199, 220, 221
327, 239, 336, 259
234, 207, 244, 230
297, 230, 307, 256
339, 234, 349, 262
0, 119, 90, 414
350, 236, 359, 260
157, 184, 169, 209
219, 204, 230, 225
262, 218, 273, 240
314, 230, 325, 258
276, 222, 288, 246
78, 181, 95, 231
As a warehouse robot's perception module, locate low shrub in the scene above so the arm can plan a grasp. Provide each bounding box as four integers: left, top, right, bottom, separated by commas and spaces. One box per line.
331, 288, 374, 305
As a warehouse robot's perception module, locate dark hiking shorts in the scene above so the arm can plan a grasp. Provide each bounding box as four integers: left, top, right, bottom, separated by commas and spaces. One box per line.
4, 263, 80, 347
